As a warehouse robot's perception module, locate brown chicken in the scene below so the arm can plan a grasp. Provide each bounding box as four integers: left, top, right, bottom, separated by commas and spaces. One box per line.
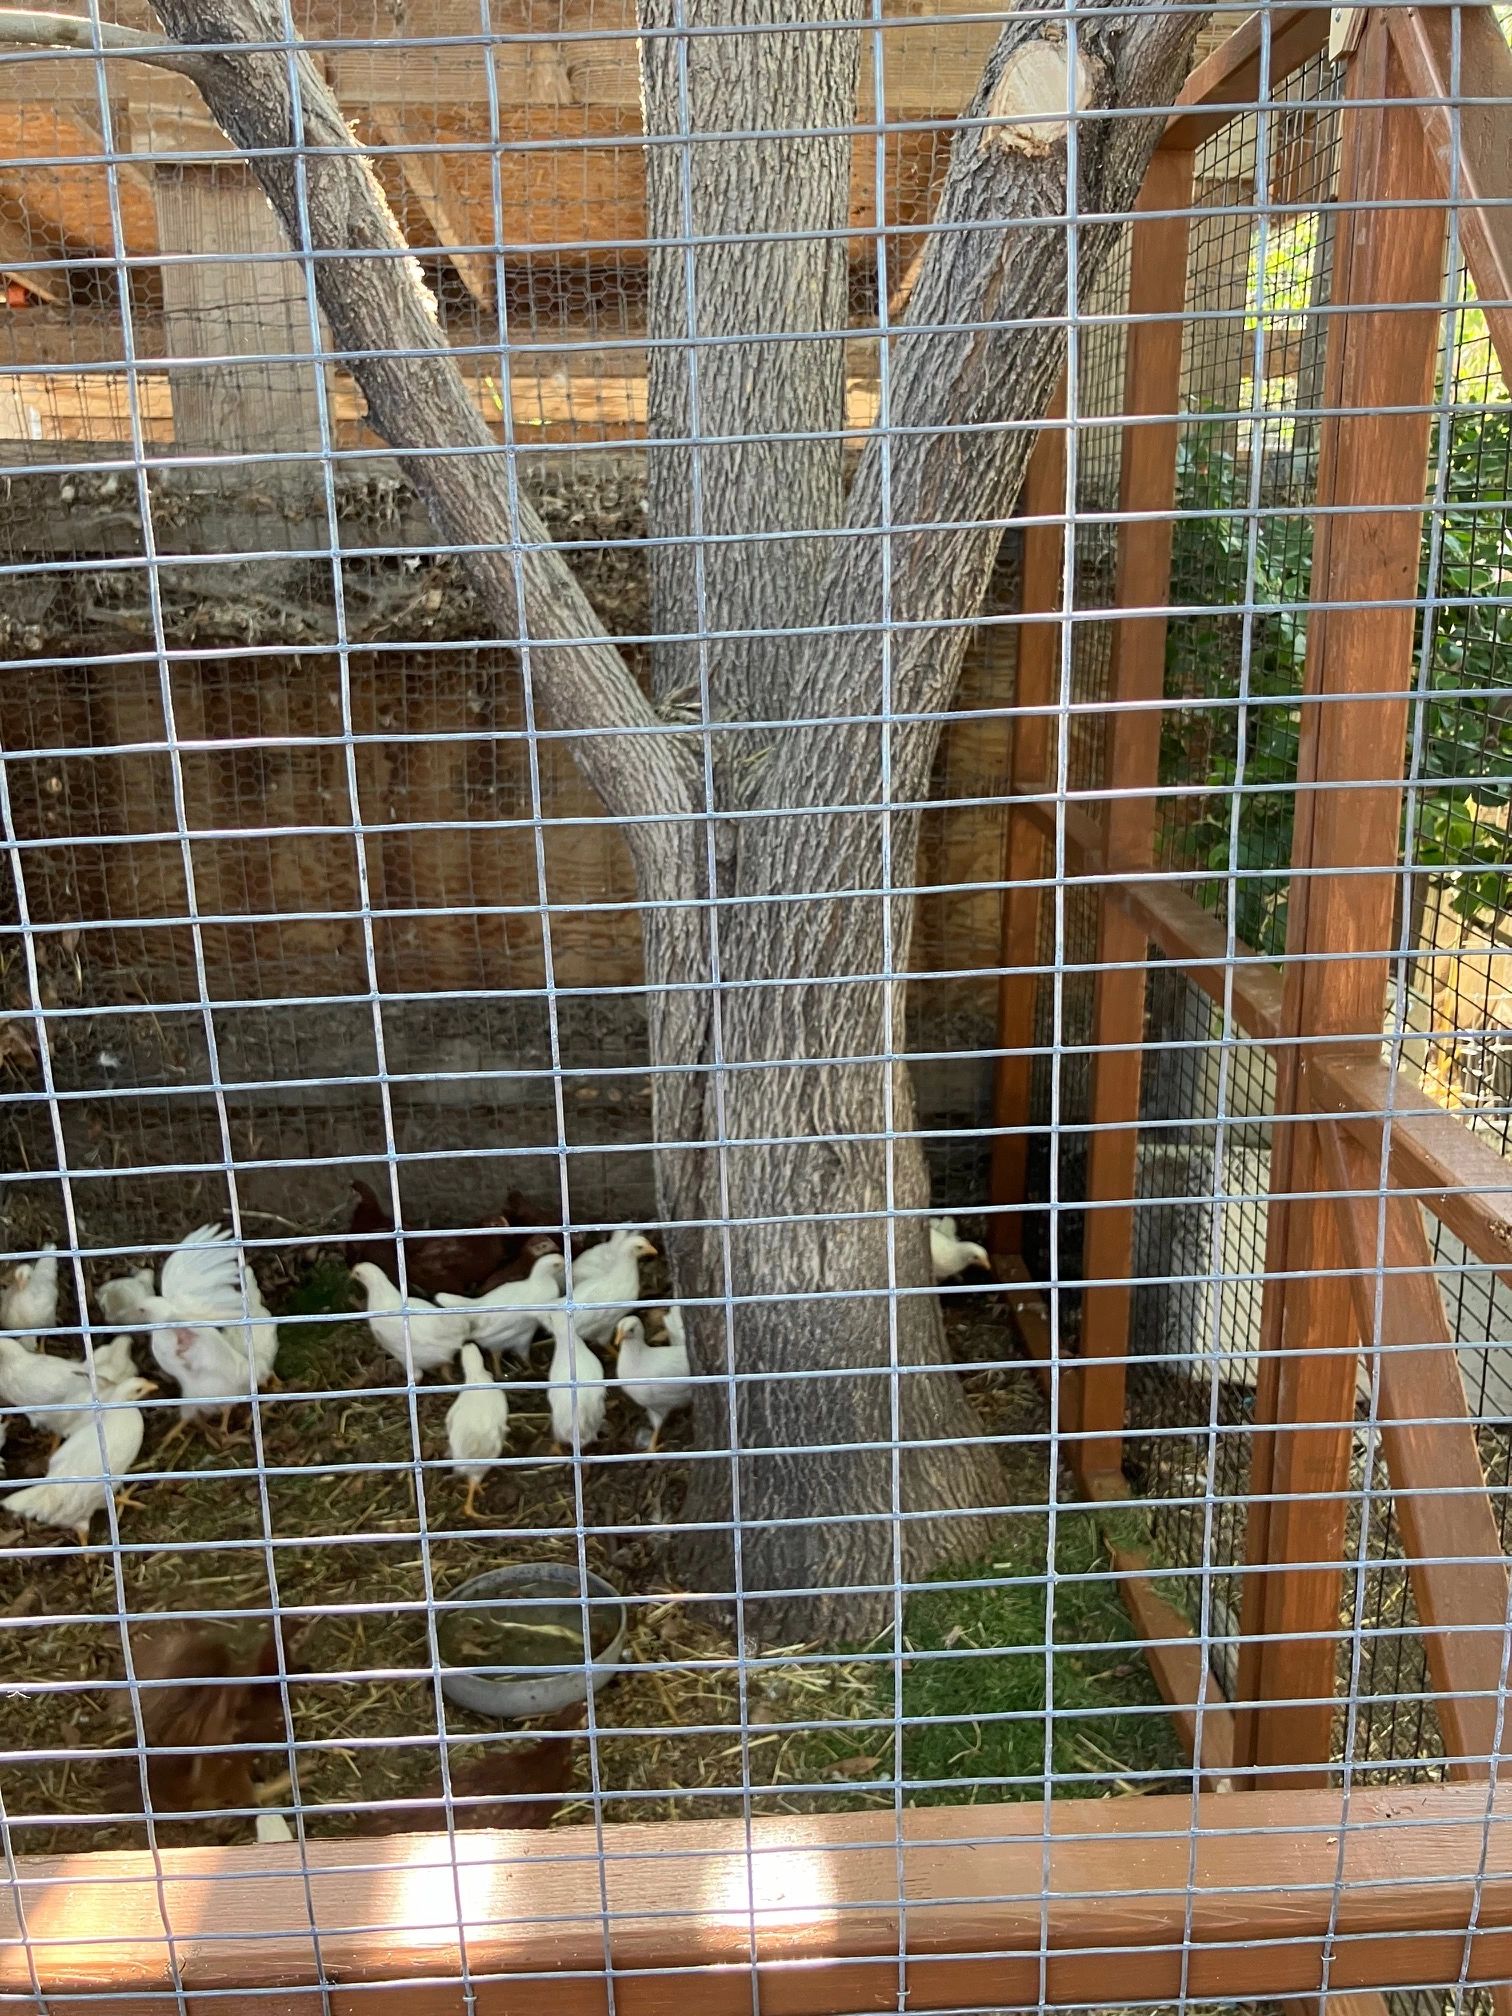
353, 1705, 583, 1836
345, 1182, 552, 1298
122, 1619, 304, 1818
477, 1231, 566, 1295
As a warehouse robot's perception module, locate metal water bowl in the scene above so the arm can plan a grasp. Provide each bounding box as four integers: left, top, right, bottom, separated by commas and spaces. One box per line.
436, 1561, 628, 1719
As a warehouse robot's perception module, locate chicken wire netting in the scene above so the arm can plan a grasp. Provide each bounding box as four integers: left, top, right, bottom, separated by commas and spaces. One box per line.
0, 0, 1509, 2009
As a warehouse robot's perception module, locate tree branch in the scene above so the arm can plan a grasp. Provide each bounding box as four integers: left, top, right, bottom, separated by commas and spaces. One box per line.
0, 8, 213, 77
754, 0, 1208, 856
125, 0, 698, 881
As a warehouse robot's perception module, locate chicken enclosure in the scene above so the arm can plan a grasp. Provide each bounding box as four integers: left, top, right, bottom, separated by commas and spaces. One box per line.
1, 0, 1512, 2010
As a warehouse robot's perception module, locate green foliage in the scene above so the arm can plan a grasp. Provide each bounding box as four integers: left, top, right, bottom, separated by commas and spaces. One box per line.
1164, 395, 1512, 955
1247, 211, 1320, 330
1163, 421, 1309, 954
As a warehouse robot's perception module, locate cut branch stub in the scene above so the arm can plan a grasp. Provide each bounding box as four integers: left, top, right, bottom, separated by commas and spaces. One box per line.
987, 34, 1097, 156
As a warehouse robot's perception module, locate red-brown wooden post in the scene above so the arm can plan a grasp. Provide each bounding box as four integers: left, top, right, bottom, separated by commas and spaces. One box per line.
1075, 148, 1196, 1492
990, 380, 1067, 1262
1236, 11, 1447, 1783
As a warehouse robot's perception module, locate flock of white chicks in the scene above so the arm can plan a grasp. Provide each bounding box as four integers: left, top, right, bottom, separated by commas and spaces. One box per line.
0, 1213, 989, 1545
350, 1228, 694, 1515
0, 1224, 278, 1545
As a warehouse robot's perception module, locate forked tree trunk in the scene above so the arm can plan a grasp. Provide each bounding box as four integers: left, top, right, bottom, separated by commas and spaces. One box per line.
135, 0, 1207, 1643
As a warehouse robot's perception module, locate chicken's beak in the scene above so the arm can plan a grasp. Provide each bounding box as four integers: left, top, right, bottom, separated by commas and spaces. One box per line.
607, 1323, 626, 1358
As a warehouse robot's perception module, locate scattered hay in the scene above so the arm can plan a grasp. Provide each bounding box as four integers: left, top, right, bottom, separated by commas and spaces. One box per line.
0, 1276, 1176, 1856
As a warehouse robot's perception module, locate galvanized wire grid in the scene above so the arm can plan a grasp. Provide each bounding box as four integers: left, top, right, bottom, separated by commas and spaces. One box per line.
0, 0, 1508, 2008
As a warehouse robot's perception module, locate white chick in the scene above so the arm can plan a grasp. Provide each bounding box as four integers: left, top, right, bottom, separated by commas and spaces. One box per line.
0, 1336, 95, 1440
611, 1313, 691, 1452
544, 1310, 606, 1451
90, 1334, 139, 1393
150, 1324, 267, 1429
567, 1230, 657, 1345
929, 1216, 990, 1281
2, 1378, 154, 1545
255, 1812, 295, 1843
1, 1245, 58, 1343
436, 1250, 566, 1360
95, 1267, 155, 1328
141, 1224, 279, 1416
446, 1342, 510, 1518
351, 1262, 469, 1375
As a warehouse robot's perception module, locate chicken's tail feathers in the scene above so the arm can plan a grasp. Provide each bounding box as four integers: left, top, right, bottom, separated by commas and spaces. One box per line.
433, 1291, 471, 1311
3, 1483, 53, 1519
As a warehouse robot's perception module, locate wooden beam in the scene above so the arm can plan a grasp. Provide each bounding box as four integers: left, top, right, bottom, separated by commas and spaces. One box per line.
1084, 1473, 1240, 1788
1119, 875, 1286, 1042
989, 381, 1067, 1264
1306, 1051, 1512, 1287
1321, 1119, 1512, 2016
1078, 148, 1196, 1489
1239, 12, 1448, 1786
53, 97, 154, 191
1321, 1118, 1512, 1783
1386, 2, 1512, 377
0, 0, 1002, 115
141, 143, 328, 460
10, 1785, 1512, 2011
1013, 788, 1287, 1039
370, 114, 495, 308
1163, 4, 1336, 151
1004, 794, 1512, 1293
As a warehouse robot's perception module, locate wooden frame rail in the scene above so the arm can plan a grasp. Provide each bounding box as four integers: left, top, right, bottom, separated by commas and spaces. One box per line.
7, 1786, 1512, 2013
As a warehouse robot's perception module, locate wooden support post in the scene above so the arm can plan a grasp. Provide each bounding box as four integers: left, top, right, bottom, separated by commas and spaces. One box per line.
133, 84, 325, 467
1236, 12, 1447, 1785
1075, 149, 1196, 1493
989, 378, 1067, 1264
371, 114, 496, 310
1385, 2, 1512, 375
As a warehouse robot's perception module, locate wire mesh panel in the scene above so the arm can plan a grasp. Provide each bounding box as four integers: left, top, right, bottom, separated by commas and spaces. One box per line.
0, 0, 1511, 2010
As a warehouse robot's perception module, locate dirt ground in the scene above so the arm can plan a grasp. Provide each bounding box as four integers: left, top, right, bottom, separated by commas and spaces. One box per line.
0, 1266, 1178, 1857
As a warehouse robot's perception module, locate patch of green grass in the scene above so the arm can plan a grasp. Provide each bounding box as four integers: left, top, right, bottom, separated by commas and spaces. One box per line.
272, 1255, 360, 1377
791, 1510, 1189, 1806
1094, 1498, 1162, 1563
897, 1512, 1186, 1802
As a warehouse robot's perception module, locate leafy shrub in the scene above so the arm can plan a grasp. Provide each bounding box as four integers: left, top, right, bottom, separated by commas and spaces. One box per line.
1163, 399, 1512, 956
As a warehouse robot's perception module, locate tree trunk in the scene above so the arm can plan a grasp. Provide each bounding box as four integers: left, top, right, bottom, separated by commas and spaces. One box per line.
673, 1057, 1000, 1643
141, 0, 1208, 1644
638, 0, 863, 724
642, 0, 1209, 1637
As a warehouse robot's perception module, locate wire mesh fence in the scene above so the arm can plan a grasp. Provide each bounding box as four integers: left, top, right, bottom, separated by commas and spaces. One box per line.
0, 0, 1510, 2008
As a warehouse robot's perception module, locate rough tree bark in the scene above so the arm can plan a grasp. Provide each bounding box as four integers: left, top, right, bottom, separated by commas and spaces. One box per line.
632, 0, 1212, 1629
80, 0, 1206, 1640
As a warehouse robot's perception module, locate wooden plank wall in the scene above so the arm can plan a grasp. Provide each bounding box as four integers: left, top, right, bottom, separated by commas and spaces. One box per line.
6, 622, 1015, 1013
